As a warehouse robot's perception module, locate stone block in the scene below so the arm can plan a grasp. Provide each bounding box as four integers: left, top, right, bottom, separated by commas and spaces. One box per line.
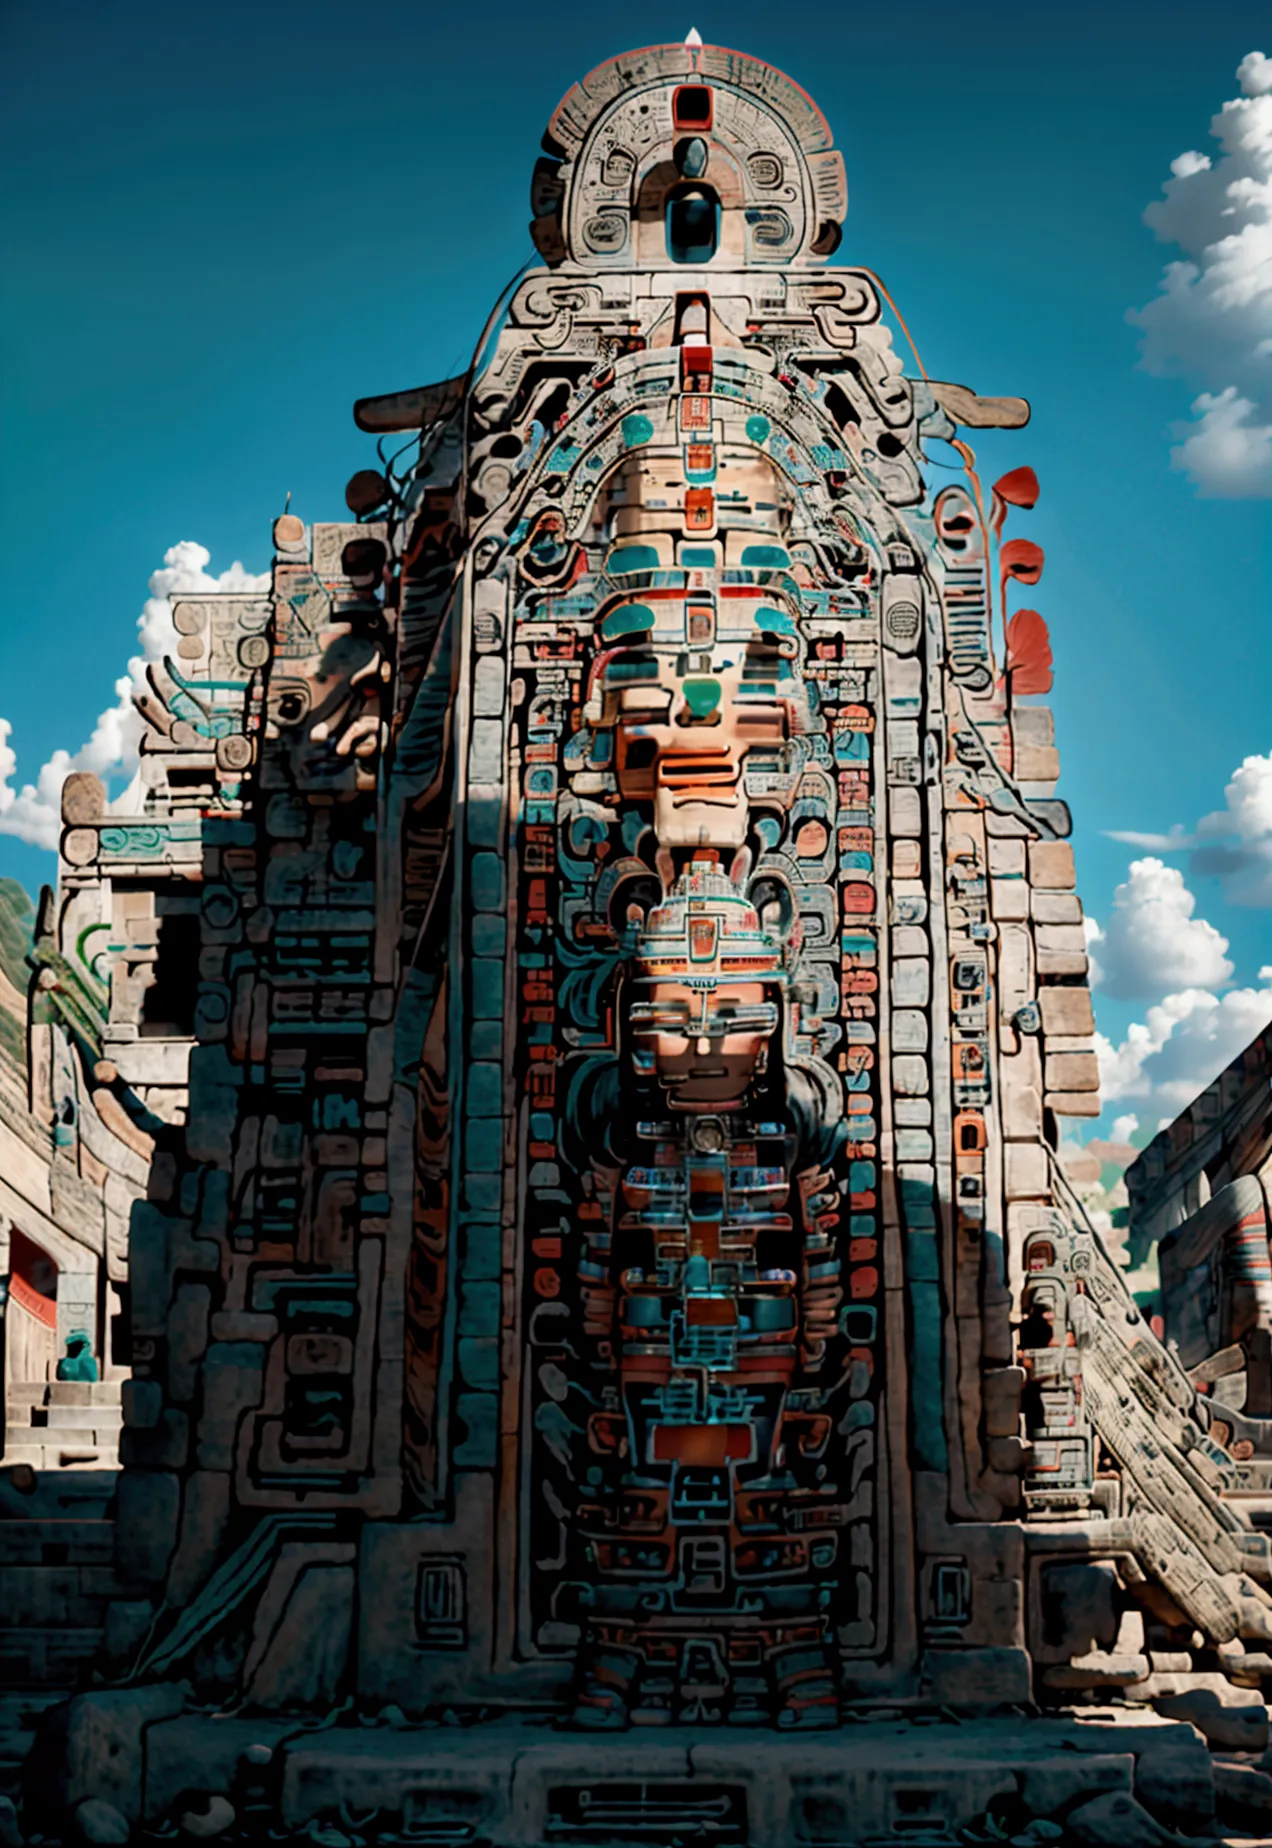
891, 959, 930, 1008
1016, 1747, 1132, 1821
1044, 1052, 1100, 1092
114, 1470, 180, 1591
122, 1381, 162, 1430
1135, 1729, 1215, 1827
63, 1682, 187, 1821
1047, 1091, 1102, 1118
1029, 842, 1075, 889
167, 1284, 212, 1403
892, 1055, 929, 1095
990, 877, 1029, 920
981, 1367, 1025, 1437
1038, 987, 1094, 1035
195, 1344, 265, 1470
1214, 1761, 1272, 1827
279, 1724, 523, 1831
354, 1478, 514, 1710
73, 1798, 130, 1844
1034, 922, 1087, 957
1000, 1040, 1043, 1139
103, 1601, 155, 1672
1042, 1651, 1149, 1688
1032, 890, 1081, 923
988, 838, 1025, 875
920, 1646, 1031, 1706
1037, 1562, 1119, 1660
1153, 1683, 1269, 1751
120, 1409, 188, 1471
143, 1715, 296, 1821
1016, 744, 1060, 782
1004, 1142, 1049, 1200
1067, 1790, 1187, 1848
166, 1471, 231, 1609
244, 1564, 354, 1710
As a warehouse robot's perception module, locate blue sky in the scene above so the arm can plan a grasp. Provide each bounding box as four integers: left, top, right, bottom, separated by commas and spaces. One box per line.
1, 0, 1268, 1134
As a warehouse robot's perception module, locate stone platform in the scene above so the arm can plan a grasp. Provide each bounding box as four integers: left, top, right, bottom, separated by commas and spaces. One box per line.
47, 1703, 1233, 1846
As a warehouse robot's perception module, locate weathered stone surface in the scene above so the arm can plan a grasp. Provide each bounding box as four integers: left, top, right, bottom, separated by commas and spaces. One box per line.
63, 1683, 187, 1820
1214, 1760, 1272, 1826
1041, 1650, 1149, 1688
73, 1799, 130, 1846
243, 1565, 354, 1710
1153, 1684, 1269, 1752
921, 1647, 1031, 1705
1066, 1789, 1193, 1848
16, 33, 1272, 1846
113, 1470, 180, 1591
1133, 1728, 1215, 1828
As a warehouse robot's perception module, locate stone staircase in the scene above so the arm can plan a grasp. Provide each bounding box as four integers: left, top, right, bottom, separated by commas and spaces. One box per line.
3, 1378, 124, 1471
0, 1466, 120, 1798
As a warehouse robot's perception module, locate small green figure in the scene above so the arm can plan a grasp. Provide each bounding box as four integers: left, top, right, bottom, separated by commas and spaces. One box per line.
56, 1328, 98, 1382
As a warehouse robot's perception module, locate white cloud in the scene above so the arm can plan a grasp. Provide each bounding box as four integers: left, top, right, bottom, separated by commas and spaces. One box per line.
0, 543, 268, 852
1110, 1113, 1140, 1144
1090, 856, 1233, 1000
1192, 752, 1272, 904
1096, 973, 1272, 1117
1171, 388, 1272, 496
1109, 753, 1272, 908
1238, 51, 1272, 97
1130, 50, 1272, 496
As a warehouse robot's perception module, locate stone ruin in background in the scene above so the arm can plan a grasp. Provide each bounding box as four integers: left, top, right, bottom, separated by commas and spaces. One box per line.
4, 33, 1272, 1848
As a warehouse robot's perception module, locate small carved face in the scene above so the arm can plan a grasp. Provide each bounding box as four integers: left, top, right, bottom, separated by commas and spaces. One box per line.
601, 643, 792, 850
632, 979, 776, 1107
267, 627, 387, 790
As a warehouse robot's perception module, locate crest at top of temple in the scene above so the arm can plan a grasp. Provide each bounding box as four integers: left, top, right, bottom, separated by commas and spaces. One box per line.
530, 39, 848, 269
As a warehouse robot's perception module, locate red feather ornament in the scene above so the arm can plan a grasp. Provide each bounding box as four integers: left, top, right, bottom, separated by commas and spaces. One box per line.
1005, 608, 1053, 694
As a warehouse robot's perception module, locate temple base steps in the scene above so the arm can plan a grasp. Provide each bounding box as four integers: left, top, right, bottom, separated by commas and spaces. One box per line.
24, 1704, 1272, 1845
3, 1380, 123, 1472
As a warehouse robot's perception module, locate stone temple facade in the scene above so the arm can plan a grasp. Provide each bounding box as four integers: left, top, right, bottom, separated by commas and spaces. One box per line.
9, 32, 1272, 1848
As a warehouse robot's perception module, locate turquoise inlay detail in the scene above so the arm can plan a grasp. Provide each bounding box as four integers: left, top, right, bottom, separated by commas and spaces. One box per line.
835, 731, 870, 763
607, 544, 661, 574
746, 414, 771, 443
622, 413, 654, 447
740, 543, 791, 568
605, 657, 658, 683
601, 604, 655, 641
680, 546, 717, 567
754, 605, 795, 636
682, 678, 722, 719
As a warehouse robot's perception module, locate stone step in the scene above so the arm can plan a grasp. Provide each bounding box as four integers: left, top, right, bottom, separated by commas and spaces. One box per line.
2, 1441, 119, 1472
0, 1467, 118, 1518
46, 1404, 123, 1429
0, 1626, 104, 1685
0, 1519, 116, 1566
47, 1381, 123, 1409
